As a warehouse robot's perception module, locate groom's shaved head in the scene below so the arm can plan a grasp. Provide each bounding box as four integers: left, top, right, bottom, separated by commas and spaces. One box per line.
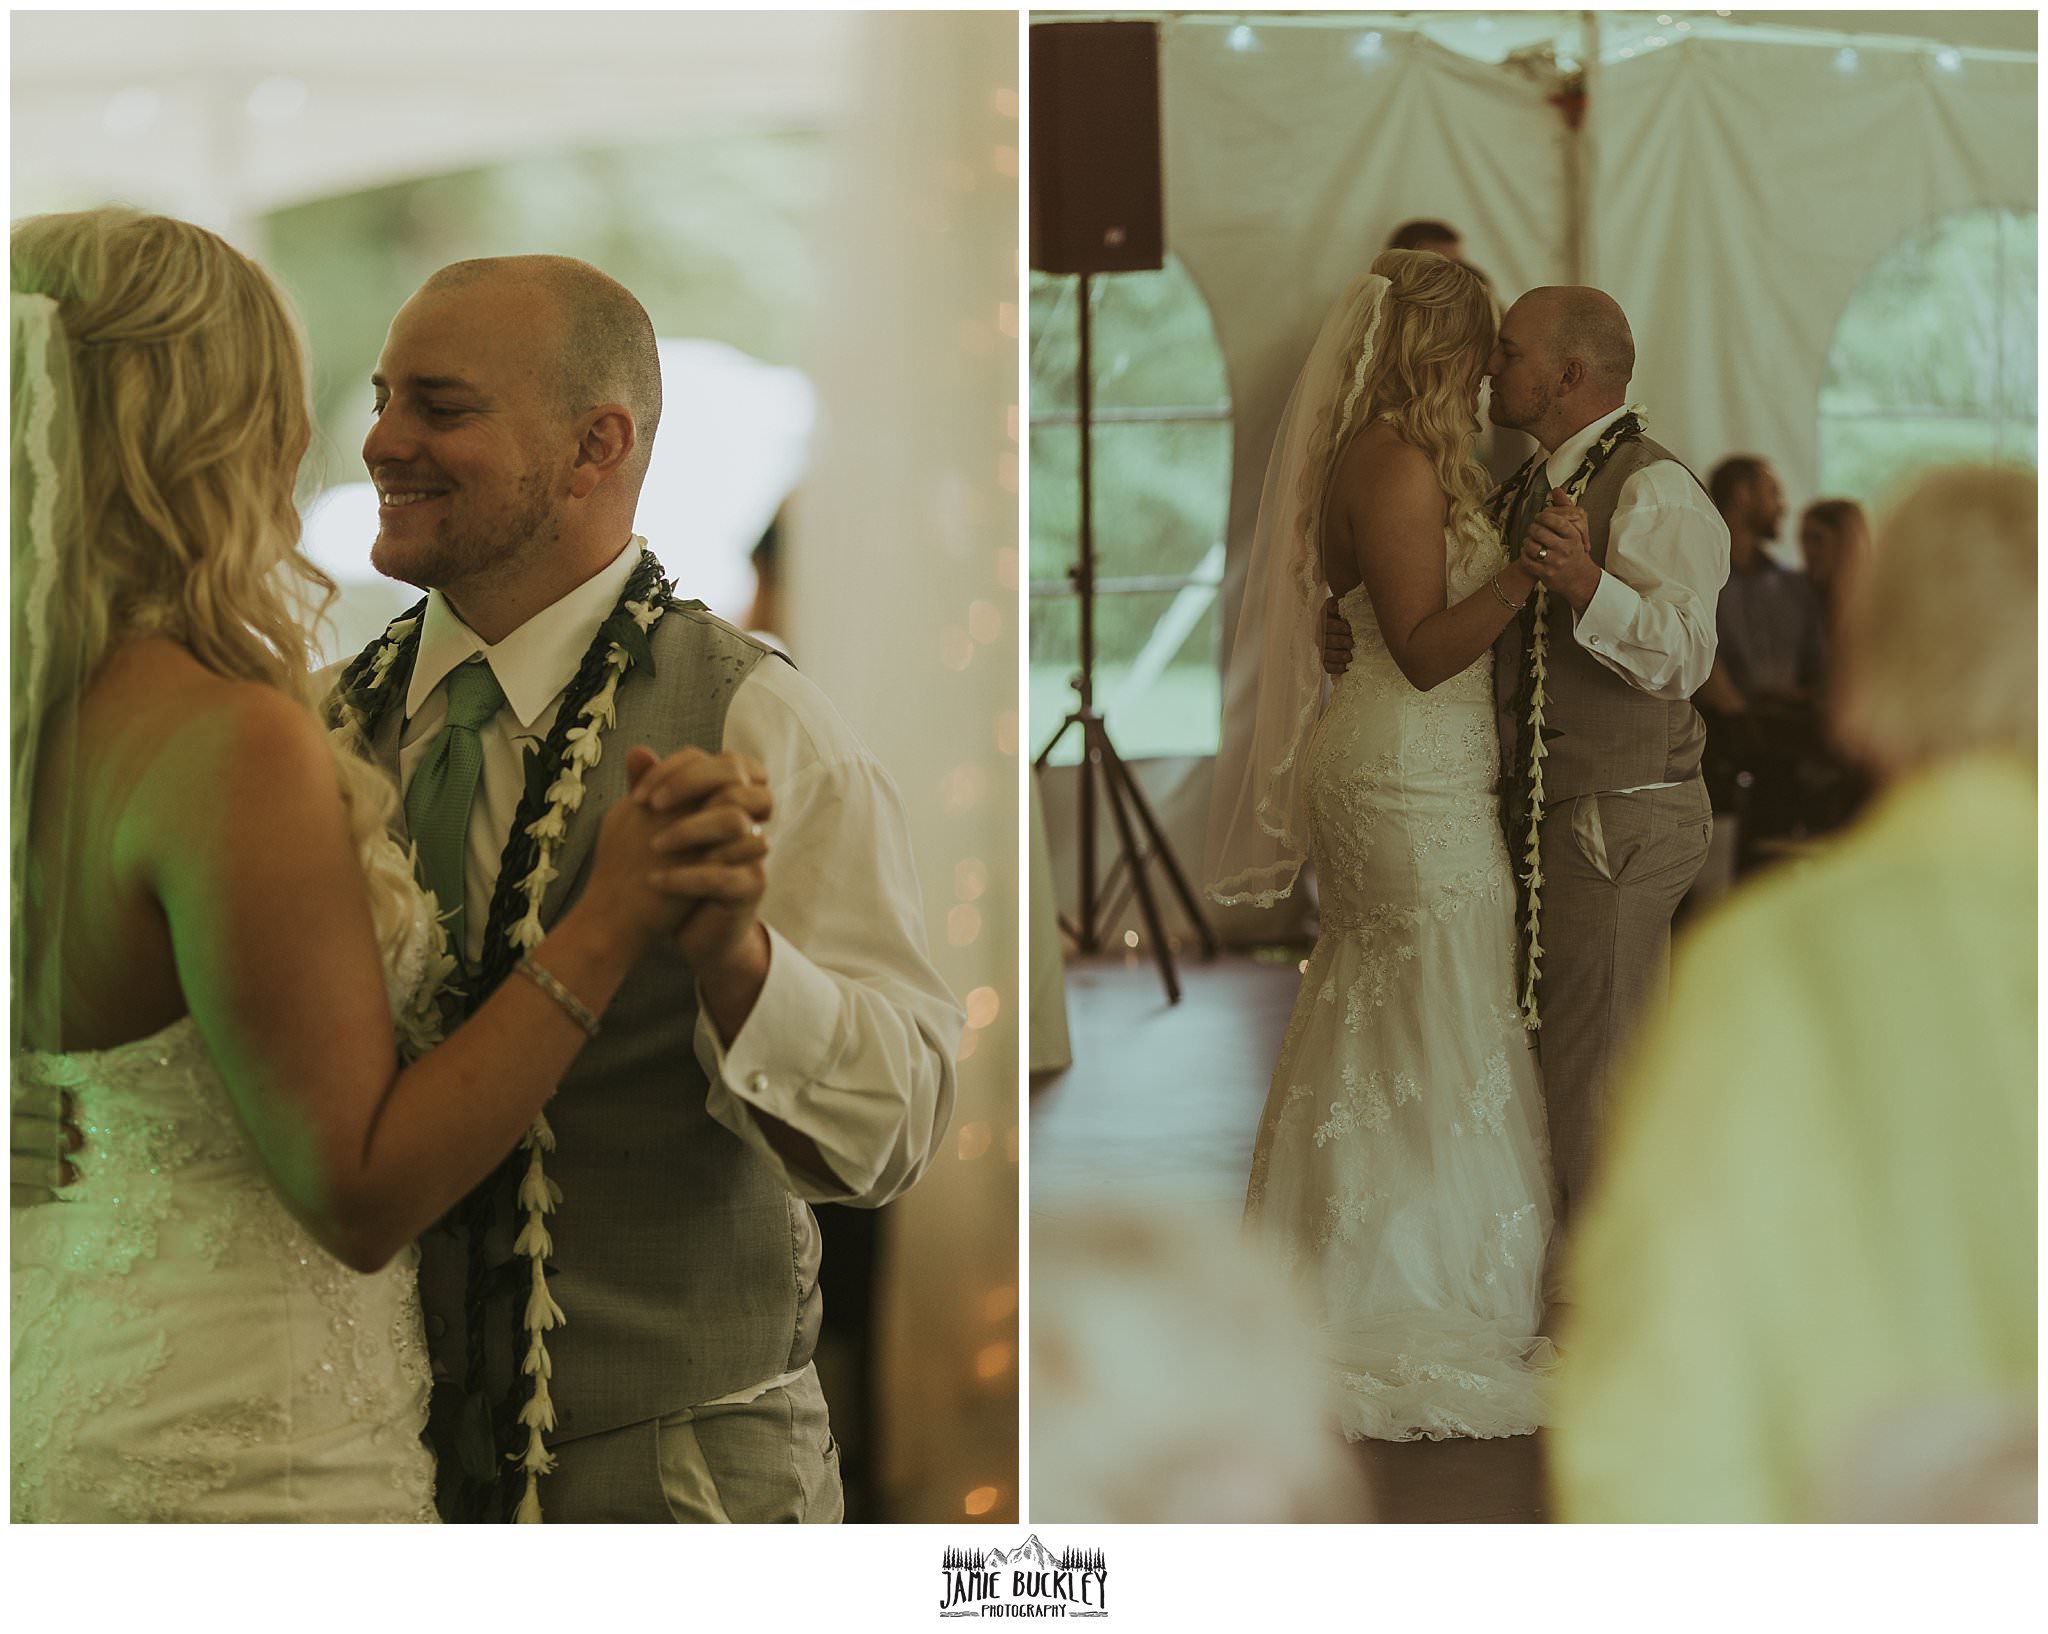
422, 254, 663, 482
1524, 285, 1635, 390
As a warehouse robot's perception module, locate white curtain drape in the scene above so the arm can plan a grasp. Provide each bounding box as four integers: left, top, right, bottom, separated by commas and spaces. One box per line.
1593, 36, 2036, 503
794, 10, 1020, 1524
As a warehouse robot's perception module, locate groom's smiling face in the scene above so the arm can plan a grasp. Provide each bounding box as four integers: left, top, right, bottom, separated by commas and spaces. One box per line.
363, 279, 569, 595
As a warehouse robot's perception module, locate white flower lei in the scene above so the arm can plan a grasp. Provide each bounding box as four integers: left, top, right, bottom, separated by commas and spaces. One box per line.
333, 589, 668, 1523
1507, 407, 1646, 1032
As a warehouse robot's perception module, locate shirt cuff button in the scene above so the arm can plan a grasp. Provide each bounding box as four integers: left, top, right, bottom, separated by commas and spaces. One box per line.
746, 1071, 770, 1095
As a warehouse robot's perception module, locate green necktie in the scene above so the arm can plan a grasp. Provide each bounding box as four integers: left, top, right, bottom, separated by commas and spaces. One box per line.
406, 657, 506, 962
1510, 458, 1552, 554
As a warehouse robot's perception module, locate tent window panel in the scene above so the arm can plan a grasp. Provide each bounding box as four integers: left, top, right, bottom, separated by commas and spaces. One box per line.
1029, 256, 1233, 766
1031, 421, 1081, 585
1819, 207, 2036, 500
1029, 265, 1231, 415
1818, 417, 2016, 510
1031, 589, 1224, 769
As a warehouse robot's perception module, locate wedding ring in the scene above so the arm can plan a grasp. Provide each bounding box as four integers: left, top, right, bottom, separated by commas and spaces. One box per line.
750, 823, 764, 839
1538, 547, 1549, 560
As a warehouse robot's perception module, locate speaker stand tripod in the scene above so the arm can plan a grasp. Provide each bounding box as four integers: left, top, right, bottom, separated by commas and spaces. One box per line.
1034, 271, 1218, 1005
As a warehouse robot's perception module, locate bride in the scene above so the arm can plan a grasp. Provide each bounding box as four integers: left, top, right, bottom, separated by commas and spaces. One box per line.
8, 210, 727, 1520
1206, 249, 1555, 1441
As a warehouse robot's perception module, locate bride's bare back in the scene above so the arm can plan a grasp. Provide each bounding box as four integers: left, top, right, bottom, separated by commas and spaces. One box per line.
27, 637, 260, 1052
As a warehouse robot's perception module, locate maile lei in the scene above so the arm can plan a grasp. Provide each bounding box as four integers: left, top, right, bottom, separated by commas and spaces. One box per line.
1487, 408, 1646, 1032
331, 546, 675, 1523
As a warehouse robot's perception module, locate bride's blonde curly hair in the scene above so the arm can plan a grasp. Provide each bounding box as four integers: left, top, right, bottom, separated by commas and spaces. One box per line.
11, 208, 414, 958
1328, 248, 1497, 536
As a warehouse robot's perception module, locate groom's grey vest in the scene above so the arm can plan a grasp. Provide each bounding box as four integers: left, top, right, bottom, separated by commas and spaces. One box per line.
372, 606, 820, 1444
1492, 436, 1708, 802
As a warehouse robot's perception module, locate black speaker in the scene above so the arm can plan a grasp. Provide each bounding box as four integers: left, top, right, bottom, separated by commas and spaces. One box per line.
1030, 20, 1164, 275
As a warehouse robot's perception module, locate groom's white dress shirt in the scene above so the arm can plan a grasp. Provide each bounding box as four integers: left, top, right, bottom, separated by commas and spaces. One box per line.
1538, 403, 1730, 703
398, 537, 960, 1232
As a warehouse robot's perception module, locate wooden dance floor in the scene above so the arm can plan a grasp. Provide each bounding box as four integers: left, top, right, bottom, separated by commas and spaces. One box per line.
1031, 950, 1550, 1524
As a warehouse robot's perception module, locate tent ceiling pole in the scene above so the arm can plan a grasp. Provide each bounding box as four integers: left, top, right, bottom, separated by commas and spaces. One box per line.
1567, 9, 1596, 285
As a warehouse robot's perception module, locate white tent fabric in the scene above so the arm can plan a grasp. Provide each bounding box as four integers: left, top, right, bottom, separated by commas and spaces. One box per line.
1162, 14, 2035, 569
1594, 35, 2035, 509
10, 10, 856, 234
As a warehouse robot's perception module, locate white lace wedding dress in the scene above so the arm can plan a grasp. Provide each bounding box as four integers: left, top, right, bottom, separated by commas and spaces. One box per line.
10, 841, 440, 1522
1244, 515, 1556, 1441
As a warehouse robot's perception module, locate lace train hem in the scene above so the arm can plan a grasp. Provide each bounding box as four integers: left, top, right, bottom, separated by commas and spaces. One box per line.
1324, 1321, 1556, 1444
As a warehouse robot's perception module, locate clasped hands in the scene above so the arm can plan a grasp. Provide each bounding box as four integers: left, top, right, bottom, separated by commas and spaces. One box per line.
625, 745, 775, 993
1517, 488, 1598, 611
1317, 488, 1597, 678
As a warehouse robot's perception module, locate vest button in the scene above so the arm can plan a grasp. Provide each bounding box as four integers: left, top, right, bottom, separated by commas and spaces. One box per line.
426, 1315, 447, 1340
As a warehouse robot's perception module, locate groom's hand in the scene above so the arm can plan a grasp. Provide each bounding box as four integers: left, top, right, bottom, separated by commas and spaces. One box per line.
627, 746, 774, 1041
1520, 488, 1599, 613
1320, 596, 1354, 677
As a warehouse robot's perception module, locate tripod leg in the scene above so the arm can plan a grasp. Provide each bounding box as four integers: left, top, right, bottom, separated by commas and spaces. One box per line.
1091, 721, 1182, 1005
1032, 712, 1082, 773
1077, 734, 1099, 953
1094, 730, 1222, 958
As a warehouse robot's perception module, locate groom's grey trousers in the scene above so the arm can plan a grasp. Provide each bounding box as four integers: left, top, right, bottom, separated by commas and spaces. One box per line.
1536, 778, 1712, 1272
538, 1362, 843, 1523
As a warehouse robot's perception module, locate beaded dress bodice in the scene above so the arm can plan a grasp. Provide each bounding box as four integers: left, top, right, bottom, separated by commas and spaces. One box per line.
10, 840, 440, 1522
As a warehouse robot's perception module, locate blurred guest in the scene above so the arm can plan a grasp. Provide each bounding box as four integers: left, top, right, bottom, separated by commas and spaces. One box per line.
1698, 455, 1825, 711
1694, 455, 1837, 859
1031, 1208, 1373, 1522
1386, 218, 1462, 260
1551, 465, 2036, 1523
743, 508, 789, 653
1796, 495, 1870, 637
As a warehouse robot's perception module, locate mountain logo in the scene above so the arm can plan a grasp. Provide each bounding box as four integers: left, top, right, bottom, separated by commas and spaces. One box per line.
940, 1535, 1109, 1618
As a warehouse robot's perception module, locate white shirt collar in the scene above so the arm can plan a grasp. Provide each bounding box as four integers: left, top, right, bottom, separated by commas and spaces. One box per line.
1542, 403, 1635, 490
406, 535, 645, 728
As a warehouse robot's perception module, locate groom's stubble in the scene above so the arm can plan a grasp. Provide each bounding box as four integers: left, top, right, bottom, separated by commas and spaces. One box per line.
370, 463, 562, 599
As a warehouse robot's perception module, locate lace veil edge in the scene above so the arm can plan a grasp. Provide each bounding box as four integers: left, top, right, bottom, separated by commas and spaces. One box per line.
12, 290, 87, 1058
1203, 274, 1393, 908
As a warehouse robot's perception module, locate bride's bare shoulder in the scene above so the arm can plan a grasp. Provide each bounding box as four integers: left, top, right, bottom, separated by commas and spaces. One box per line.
1329, 421, 1444, 516
91, 640, 331, 818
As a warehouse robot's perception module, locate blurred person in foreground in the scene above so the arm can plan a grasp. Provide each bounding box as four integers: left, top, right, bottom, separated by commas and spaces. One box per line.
1551, 465, 2036, 1522
1031, 1208, 1372, 1522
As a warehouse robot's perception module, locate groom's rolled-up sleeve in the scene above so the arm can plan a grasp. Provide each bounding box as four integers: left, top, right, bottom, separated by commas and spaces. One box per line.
692, 661, 961, 1207
1570, 464, 1731, 700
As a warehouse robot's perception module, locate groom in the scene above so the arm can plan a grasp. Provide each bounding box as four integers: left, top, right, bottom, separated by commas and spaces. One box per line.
1325, 285, 1728, 1301
355, 254, 961, 1521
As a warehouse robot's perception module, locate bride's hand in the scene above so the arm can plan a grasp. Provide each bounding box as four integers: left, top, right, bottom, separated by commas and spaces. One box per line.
575, 762, 700, 950
1499, 558, 1539, 604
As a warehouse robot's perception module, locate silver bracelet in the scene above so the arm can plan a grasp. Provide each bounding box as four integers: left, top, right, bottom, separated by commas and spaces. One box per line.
1489, 572, 1528, 611
516, 954, 600, 1039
